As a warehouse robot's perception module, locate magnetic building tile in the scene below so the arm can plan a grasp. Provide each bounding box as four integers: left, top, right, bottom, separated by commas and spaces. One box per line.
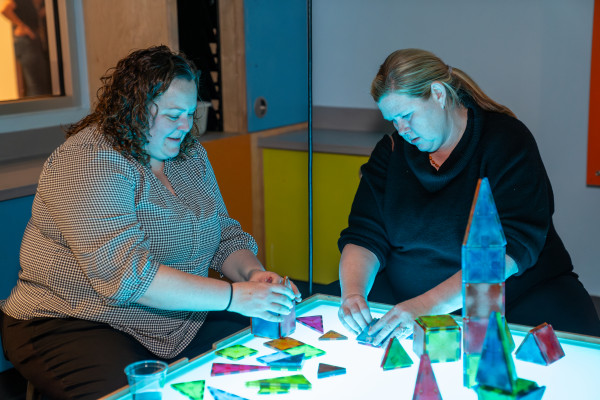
171, 380, 206, 400
381, 337, 413, 370
246, 374, 312, 390
282, 343, 325, 359
210, 363, 270, 376
464, 283, 505, 319
263, 337, 304, 351
515, 323, 565, 365
476, 312, 517, 393
215, 345, 258, 361
317, 363, 346, 379
319, 330, 348, 341
296, 315, 324, 333
207, 386, 251, 400
413, 315, 461, 363
412, 353, 442, 400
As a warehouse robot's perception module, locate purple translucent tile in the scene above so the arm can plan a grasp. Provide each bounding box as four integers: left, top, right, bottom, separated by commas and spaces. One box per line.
296, 315, 324, 333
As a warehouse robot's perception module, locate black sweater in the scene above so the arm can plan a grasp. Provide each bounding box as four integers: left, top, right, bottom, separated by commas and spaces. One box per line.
339, 99, 573, 308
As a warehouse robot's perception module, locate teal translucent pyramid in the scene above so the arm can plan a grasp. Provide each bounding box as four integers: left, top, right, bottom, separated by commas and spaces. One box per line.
476, 312, 517, 392
462, 178, 506, 283
515, 334, 547, 365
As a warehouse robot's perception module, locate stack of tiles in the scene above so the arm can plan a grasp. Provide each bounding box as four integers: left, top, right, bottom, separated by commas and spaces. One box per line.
475, 312, 545, 400
462, 178, 507, 388
413, 314, 461, 363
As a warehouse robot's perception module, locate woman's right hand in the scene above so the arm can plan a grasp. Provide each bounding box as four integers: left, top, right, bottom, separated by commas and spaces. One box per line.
338, 293, 373, 335
228, 281, 296, 322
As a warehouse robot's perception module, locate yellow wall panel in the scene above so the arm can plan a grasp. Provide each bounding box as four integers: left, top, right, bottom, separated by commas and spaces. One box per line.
263, 148, 367, 284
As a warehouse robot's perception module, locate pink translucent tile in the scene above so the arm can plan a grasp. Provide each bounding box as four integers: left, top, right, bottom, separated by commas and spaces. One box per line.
210, 363, 270, 376
464, 283, 505, 318
412, 353, 442, 400
463, 317, 488, 354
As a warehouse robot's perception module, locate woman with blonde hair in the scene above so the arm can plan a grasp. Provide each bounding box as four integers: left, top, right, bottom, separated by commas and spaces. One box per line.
337, 49, 600, 344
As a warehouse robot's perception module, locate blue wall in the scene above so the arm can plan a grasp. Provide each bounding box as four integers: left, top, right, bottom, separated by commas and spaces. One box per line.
244, 0, 308, 132
0, 195, 34, 372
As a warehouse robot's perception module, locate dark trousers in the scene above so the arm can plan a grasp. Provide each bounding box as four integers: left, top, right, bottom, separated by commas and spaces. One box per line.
0, 311, 249, 400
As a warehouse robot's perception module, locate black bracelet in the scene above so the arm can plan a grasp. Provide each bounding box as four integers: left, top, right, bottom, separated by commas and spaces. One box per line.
225, 282, 234, 311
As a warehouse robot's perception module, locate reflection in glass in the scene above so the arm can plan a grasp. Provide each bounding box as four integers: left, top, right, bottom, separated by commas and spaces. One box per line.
0, 0, 62, 101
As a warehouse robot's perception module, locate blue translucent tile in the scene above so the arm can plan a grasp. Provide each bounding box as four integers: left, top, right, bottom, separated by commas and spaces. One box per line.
476, 312, 517, 392
462, 247, 505, 283
463, 178, 506, 246
207, 386, 250, 400
256, 352, 290, 365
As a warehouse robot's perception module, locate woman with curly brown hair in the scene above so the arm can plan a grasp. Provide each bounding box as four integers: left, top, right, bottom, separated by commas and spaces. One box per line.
0, 46, 300, 399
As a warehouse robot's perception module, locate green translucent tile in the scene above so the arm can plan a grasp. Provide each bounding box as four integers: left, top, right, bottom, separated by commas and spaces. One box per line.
414, 315, 461, 363
319, 330, 348, 341
426, 329, 461, 362
476, 379, 545, 400
504, 319, 515, 352
256, 387, 290, 395
171, 380, 205, 400
282, 343, 326, 359
264, 337, 304, 351
381, 337, 413, 370
463, 353, 481, 388
215, 344, 258, 361
246, 374, 312, 390
416, 315, 460, 330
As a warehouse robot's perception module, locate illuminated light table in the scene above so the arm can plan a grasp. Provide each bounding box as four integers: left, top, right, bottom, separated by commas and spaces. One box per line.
101, 294, 600, 400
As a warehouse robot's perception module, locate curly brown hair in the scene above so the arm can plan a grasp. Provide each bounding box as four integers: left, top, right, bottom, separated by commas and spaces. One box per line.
66, 45, 201, 165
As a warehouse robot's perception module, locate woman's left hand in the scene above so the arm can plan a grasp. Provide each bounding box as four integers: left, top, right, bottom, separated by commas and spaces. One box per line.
248, 270, 302, 302
368, 298, 427, 346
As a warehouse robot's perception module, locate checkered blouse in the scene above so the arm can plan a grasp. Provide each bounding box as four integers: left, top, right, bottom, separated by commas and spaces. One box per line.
1, 126, 257, 358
